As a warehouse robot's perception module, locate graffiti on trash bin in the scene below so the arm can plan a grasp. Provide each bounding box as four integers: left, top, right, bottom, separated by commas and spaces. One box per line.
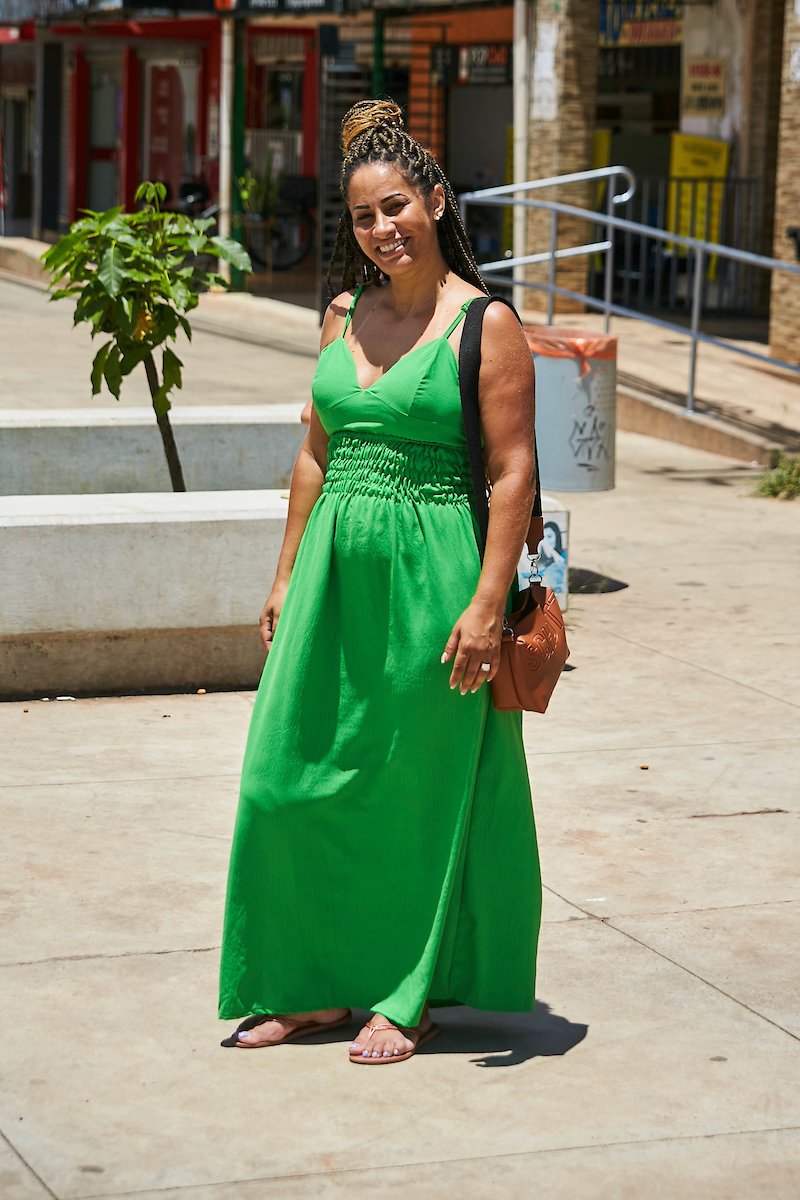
568, 403, 612, 471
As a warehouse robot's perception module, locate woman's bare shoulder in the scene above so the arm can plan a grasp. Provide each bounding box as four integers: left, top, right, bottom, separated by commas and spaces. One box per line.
480, 297, 526, 344
320, 288, 357, 351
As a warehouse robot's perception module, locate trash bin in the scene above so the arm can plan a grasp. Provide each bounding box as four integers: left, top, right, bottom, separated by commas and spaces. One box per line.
526, 327, 617, 492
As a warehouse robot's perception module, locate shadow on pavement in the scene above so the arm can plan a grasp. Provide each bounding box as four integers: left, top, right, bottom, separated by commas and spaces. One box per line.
427, 1001, 589, 1068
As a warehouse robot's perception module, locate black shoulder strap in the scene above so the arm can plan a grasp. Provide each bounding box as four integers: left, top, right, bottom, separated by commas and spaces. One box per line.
457, 295, 542, 562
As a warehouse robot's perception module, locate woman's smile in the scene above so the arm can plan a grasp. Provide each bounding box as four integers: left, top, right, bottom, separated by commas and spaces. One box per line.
376, 236, 409, 258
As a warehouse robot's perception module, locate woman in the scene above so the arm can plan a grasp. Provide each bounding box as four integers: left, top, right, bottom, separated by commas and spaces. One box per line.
219, 99, 542, 1065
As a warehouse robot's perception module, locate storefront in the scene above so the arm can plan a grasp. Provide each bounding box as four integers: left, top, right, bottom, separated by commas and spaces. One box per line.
0, 24, 36, 233
413, 5, 514, 261
0, 2, 221, 237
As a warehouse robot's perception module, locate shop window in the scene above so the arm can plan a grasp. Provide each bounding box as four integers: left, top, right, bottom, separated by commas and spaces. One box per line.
142, 56, 200, 205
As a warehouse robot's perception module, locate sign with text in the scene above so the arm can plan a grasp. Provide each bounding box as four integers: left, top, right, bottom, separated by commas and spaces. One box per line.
599, 1, 684, 48
683, 57, 726, 117
432, 43, 512, 87
666, 132, 730, 277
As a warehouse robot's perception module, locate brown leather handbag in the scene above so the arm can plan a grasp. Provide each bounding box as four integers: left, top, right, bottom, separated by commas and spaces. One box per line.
458, 296, 570, 713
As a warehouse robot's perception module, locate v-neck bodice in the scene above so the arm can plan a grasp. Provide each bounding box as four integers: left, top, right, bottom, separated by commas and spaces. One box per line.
312, 286, 477, 449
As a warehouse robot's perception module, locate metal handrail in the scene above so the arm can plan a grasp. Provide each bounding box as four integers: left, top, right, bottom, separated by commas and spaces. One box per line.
459, 166, 800, 414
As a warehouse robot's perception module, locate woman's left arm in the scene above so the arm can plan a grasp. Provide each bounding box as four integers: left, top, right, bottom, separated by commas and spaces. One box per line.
441, 304, 536, 695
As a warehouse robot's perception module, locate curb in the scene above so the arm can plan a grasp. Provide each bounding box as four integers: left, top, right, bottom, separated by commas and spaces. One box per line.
617, 384, 784, 467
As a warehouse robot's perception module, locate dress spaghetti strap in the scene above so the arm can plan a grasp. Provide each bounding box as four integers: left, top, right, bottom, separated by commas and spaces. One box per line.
342, 284, 365, 335
442, 299, 474, 339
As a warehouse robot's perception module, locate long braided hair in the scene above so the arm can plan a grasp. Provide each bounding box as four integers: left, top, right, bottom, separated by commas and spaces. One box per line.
326, 98, 489, 299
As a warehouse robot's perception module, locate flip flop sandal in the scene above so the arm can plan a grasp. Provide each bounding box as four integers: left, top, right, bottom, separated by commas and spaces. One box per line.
349, 1020, 440, 1065
221, 1008, 352, 1049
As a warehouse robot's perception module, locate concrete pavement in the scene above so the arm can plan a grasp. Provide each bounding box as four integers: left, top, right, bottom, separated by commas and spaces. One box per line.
2, 431, 799, 1198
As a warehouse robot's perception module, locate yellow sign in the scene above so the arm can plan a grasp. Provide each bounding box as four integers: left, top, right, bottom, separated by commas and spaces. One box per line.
666, 132, 730, 277
683, 57, 726, 117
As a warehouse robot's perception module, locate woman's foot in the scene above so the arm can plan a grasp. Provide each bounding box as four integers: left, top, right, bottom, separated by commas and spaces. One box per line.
349, 1008, 433, 1060
232, 1007, 350, 1047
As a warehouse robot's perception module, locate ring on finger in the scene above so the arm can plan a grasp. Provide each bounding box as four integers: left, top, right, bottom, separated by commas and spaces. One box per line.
480, 661, 492, 671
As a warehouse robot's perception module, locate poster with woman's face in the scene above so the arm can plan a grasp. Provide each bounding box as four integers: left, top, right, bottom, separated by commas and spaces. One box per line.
517, 511, 569, 608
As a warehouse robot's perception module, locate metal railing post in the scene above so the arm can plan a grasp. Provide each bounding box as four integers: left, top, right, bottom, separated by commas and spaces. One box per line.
687, 245, 705, 414
547, 209, 558, 324
455, 168, 800, 396
604, 184, 615, 333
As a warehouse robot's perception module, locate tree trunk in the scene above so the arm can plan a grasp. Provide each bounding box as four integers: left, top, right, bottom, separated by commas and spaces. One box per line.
143, 352, 186, 492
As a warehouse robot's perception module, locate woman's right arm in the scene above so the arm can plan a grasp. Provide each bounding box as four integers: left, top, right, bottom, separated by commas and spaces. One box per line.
258, 295, 348, 652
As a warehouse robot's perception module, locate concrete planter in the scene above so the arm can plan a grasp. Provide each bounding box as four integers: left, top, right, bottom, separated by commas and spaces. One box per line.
0, 405, 306, 495
1, 491, 288, 699
0, 400, 571, 697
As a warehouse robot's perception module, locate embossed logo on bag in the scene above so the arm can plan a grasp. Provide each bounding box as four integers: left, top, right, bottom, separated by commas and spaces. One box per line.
519, 605, 562, 672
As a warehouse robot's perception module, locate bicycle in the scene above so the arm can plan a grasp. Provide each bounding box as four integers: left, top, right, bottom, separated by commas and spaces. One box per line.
242, 174, 316, 273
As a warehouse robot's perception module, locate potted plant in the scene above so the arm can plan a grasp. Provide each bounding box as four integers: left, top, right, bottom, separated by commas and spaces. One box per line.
236, 154, 282, 275
40, 180, 251, 491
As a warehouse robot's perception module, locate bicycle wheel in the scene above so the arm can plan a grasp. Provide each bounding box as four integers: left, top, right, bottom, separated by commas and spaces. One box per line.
271, 203, 314, 271
242, 216, 269, 271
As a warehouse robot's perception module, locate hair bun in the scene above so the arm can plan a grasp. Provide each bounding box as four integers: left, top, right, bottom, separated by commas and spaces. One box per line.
341, 99, 404, 155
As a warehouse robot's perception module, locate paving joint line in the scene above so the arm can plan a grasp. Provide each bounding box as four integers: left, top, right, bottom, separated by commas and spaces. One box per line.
0, 773, 241, 790
74, 1124, 800, 1199
599, 630, 800, 710
0, 945, 219, 969
525, 735, 800, 759
0, 1127, 59, 1199
604, 918, 800, 1043
568, 897, 799, 920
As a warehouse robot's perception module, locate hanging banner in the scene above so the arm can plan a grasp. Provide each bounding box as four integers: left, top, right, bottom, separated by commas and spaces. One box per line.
599, 2, 684, 48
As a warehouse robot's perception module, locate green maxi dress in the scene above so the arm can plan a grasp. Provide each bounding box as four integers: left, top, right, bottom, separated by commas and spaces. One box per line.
218, 286, 541, 1029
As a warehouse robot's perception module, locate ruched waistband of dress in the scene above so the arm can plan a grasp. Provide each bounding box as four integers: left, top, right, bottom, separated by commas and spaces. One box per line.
323, 429, 472, 505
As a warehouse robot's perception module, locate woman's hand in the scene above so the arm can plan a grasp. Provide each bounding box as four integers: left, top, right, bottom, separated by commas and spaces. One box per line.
259, 581, 289, 654
441, 598, 504, 695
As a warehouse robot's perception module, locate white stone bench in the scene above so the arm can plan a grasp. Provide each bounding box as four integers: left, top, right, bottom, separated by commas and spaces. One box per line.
0, 404, 306, 495
1, 490, 289, 698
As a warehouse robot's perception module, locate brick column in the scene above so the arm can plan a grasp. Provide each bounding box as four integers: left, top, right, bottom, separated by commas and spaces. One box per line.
525, 0, 600, 314
770, 1, 800, 364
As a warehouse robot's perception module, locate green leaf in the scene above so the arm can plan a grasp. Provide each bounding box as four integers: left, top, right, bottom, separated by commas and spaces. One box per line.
103, 344, 123, 400
153, 390, 172, 418
135, 180, 167, 210
47, 287, 80, 302
91, 341, 113, 395
177, 315, 193, 342
169, 278, 192, 310
209, 235, 252, 273
186, 233, 207, 255
74, 289, 105, 326
154, 303, 179, 339
162, 346, 183, 394
116, 294, 134, 336
97, 206, 124, 228
41, 230, 82, 272
119, 343, 150, 375
98, 246, 125, 296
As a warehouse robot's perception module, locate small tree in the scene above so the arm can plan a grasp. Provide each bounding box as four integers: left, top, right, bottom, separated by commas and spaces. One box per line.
41, 181, 251, 491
